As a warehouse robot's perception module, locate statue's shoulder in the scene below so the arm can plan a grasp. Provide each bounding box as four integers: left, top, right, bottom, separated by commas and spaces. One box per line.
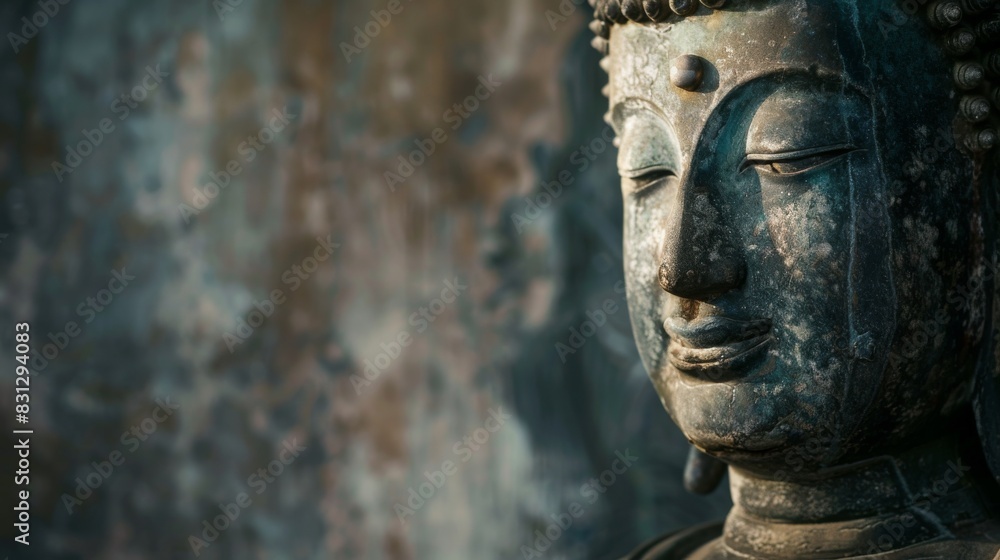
620, 521, 724, 560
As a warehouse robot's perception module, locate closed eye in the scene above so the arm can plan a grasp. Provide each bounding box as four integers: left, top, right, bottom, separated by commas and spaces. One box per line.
622, 166, 677, 193
740, 144, 859, 176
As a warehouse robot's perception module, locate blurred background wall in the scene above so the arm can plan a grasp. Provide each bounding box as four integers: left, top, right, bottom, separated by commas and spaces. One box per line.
0, 0, 730, 558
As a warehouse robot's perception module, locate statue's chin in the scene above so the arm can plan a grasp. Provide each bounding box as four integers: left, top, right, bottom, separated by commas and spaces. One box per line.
671, 420, 799, 469
684, 432, 793, 466
688, 438, 841, 478
656, 372, 842, 473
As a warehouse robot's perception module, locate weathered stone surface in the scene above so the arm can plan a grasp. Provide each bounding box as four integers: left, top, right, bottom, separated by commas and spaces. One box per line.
595, 0, 1000, 558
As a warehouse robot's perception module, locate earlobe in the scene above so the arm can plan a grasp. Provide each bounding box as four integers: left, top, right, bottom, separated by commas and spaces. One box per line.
684, 445, 727, 494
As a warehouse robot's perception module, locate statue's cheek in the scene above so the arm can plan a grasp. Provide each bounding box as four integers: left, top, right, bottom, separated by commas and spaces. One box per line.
623, 187, 673, 289
757, 167, 852, 288
622, 191, 673, 363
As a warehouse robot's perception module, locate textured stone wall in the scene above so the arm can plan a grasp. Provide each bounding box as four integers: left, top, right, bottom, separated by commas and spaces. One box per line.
0, 0, 729, 558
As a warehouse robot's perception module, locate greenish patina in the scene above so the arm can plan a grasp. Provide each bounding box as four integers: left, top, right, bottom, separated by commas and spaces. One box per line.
591, 0, 1000, 557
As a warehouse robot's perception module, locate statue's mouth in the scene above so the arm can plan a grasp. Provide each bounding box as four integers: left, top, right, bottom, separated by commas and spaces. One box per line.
663, 316, 773, 381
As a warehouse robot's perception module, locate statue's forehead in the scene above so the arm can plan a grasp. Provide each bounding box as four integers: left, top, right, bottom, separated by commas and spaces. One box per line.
608, 5, 851, 135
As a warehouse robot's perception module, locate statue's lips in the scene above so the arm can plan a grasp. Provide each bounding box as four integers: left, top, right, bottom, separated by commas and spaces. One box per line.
663, 317, 773, 379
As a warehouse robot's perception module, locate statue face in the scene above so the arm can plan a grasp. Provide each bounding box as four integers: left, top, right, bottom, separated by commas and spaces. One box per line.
609, 1, 987, 474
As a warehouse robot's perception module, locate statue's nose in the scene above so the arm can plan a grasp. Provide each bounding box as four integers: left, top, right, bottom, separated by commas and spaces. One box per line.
657, 188, 745, 300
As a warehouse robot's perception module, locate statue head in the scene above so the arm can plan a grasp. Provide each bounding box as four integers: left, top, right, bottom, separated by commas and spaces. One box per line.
593, 0, 1000, 482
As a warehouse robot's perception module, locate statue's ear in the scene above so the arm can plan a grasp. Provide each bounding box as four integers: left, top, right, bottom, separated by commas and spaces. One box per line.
684, 446, 727, 495
974, 328, 1000, 486
975, 190, 1000, 486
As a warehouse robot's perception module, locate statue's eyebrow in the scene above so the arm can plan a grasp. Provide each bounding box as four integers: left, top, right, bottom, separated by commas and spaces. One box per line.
608, 96, 672, 134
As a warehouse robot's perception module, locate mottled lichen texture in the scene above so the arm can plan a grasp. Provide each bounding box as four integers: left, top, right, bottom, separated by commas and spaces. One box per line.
0, 0, 726, 559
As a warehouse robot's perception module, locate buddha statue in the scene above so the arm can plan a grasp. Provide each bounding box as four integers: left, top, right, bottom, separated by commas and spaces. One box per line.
587, 0, 1000, 557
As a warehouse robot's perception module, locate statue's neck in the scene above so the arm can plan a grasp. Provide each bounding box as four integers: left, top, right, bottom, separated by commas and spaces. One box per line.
722, 433, 996, 558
